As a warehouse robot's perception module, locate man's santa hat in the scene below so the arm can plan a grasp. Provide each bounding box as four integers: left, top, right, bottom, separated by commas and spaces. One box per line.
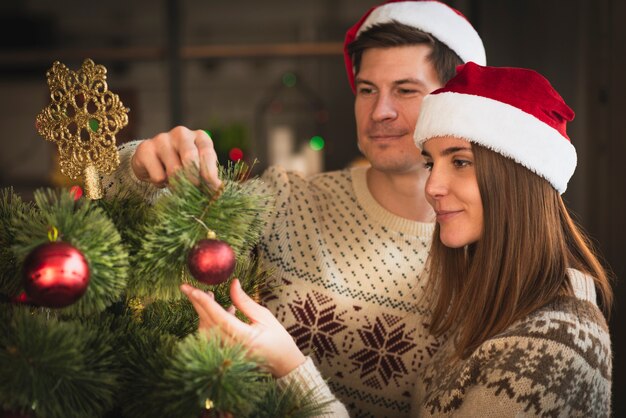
414, 62, 577, 194
344, 0, 486, 92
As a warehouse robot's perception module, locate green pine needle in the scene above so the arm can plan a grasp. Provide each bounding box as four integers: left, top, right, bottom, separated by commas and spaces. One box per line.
0, 188, 35, 296
114, 320, 179, 418
0, 306, 118, 418
120, 331, 270, 418
251, 380, 334, 418
96, 191, 154, 257
140, 298, 199, 338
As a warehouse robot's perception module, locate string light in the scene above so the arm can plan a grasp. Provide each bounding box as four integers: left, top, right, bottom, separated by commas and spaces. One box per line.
282, 72, 297, 88
309, 135, 325, 151
229, 147, 244, 161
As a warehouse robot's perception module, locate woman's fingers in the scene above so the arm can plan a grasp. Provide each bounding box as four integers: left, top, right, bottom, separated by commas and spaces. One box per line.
229, 279, 275, 324
181, 284, 217, 328
181, 283, 252, 342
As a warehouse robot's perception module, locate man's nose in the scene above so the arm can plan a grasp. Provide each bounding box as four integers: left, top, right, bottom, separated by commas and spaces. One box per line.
371, 93, 398, 122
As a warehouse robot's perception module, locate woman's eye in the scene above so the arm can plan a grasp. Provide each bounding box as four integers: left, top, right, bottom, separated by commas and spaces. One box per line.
423, 162, 433, 171
453, 159, 472, 168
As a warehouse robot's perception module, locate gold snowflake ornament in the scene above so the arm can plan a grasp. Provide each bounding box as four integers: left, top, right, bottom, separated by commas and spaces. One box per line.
36, 59, 129, 199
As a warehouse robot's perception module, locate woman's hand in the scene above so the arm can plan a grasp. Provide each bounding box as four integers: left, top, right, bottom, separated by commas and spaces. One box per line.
180, 279, 306, 378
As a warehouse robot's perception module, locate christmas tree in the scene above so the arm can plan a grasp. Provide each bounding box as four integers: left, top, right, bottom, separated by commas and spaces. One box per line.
0, 60, 329, 418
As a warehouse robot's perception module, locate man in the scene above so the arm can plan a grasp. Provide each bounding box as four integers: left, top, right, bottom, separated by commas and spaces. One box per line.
105, 2, 485, 416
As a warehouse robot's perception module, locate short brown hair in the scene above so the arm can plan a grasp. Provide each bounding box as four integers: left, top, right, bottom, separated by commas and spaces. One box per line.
426, 144, 613, 359
346, 21, 463, 85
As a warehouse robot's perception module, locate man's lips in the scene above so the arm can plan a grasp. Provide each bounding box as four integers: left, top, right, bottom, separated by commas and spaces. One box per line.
368, 133, 407, 141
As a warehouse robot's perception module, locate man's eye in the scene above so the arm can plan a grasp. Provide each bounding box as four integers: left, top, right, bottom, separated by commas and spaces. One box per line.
423, 162, 433, 171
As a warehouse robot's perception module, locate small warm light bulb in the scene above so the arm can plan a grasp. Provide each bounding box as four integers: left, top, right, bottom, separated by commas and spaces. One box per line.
282, 72, 297, 88
309, 135, 325, 151
229, 147, 244, 161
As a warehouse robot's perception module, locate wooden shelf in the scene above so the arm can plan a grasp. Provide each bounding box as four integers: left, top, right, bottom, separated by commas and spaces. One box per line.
0, 42, 344, 67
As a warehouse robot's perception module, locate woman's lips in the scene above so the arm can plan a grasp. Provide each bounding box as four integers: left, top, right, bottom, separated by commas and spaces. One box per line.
435, 210, 462, 222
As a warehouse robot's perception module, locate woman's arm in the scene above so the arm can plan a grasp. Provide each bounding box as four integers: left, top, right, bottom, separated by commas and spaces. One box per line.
181, 280, 350, 417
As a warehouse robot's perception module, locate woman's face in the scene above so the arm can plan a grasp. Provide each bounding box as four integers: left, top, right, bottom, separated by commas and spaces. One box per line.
422, 136, 483, 248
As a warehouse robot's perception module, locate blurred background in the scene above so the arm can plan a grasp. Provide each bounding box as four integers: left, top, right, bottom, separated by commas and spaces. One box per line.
0, 0, 624, 414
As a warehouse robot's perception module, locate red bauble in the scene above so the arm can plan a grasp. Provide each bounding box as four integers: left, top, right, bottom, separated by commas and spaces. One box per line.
187, 239, 236, 285
22, 241, 90, 308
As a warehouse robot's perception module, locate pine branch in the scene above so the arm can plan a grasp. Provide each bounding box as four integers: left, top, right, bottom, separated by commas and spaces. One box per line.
96, 191, 154, 258
250, 380, 334, 418
0, 306, 118, 418
112, 318, 179, 418
10, 188, 129, 316
120, 331, 270, 418
0, 188, 35, 296
140, 298, 199, 338
130, 162, 272, 300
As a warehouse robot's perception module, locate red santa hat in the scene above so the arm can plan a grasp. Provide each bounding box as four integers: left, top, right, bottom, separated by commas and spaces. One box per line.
344, 0, 486, 92
414, 62, 577, 194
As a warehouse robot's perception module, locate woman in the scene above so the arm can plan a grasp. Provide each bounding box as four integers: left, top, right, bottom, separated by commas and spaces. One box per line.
412, 62, 612, 417
181, 62, 612, 417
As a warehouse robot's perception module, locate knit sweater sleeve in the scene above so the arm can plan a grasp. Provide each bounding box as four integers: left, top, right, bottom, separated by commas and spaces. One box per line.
276, 357, 350, 418
101, 139, 166, 203
258, 165, 301, 237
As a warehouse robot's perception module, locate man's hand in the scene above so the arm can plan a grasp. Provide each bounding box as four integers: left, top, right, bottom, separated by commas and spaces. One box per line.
131, 126, 222, 190
180, 279, 307, 378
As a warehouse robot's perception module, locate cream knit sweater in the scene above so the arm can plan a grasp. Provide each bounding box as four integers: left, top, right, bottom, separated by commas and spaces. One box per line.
259, 165, 437, 418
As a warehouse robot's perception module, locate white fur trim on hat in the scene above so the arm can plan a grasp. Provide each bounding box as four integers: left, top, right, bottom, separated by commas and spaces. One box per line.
414, 92, 577, 193
357, 1, 486, 65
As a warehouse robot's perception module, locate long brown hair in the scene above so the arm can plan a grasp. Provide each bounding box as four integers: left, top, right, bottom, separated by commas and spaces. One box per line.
347, 21, 463, 85
426, 144, 613, 358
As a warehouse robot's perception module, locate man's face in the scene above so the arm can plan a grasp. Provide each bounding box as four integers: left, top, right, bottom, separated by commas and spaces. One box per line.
354, 45, 443, 174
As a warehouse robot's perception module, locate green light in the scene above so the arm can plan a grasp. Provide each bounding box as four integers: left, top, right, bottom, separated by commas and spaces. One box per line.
88, 118, 99, 132
309, 135, 324, 151
203, 129, 212, 138
282, 72, 297, 88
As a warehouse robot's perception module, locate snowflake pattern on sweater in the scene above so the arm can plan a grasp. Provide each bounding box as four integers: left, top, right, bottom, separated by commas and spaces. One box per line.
258, 166, 439, 418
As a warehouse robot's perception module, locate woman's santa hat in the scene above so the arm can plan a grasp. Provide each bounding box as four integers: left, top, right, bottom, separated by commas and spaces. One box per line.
344, 0, 486, 92
414, 62, 577, 194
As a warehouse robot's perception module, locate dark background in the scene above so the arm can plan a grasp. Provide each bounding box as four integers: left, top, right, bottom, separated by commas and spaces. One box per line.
0, 0, 623, 415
